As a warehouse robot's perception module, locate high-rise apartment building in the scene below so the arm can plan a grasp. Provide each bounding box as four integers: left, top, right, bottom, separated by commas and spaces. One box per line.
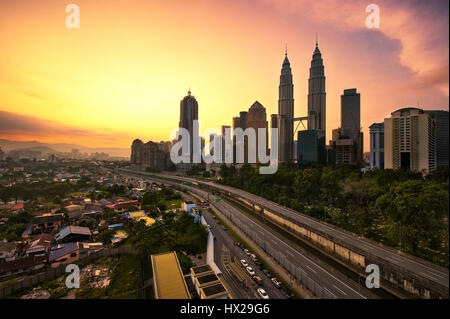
384, 107, 436, 173
369, 122, 384, 169
425, 110, 449, 167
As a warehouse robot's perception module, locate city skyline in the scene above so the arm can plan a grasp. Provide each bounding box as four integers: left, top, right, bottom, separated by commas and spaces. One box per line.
0, 0, 449, 153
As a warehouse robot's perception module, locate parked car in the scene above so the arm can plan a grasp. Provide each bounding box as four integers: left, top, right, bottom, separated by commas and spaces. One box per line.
250, 254, 258, 262
271, 277, 282, 288
257, 288, 269, 299
246, 266, 255, 277
262, 268, 272, 278
244, 249, 251, 256
240, 259, 249, 267
253, 275, 263, 286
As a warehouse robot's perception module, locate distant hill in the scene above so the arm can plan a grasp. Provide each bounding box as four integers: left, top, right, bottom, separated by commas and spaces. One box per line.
0, 139, 130, 157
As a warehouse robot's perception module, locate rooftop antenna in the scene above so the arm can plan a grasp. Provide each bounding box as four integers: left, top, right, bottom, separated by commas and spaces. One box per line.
285, 43, 287, 56
316, 32, 318, 47
188, 87, 191, 96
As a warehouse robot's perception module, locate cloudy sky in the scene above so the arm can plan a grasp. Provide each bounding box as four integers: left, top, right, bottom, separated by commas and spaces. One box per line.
0, 0, 448, 151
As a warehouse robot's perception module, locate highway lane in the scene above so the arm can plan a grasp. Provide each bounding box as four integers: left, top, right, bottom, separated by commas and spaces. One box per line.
203, 211, 287, 299
148, 172, 449, 289
209, 192, 367, 299
121, 171, 369, 299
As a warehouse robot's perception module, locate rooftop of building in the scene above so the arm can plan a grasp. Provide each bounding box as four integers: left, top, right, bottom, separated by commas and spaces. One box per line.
196, 273, 220, 285
151, 251, 191, 299
31, 214, 64, 225
201, 282, 227, 298
49, 242, 79, 262
191, 264, 213, 275
55, 226, 91, 241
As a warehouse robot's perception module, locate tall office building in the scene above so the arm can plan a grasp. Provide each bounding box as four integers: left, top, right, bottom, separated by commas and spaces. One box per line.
232, 112, 247, 164
425, 110, 449, 167
179, 90, 199, 166
232, 103, 268, 164
297, 130, 326, 165
369, 123, 384, 169
307, 40, 326, 132
341, 89, 360, 135
278, 50, 294, 163
246, 101, 268, 163
221, 125, 231, 163
341, 88, 363, 165
384, 107, 436, 173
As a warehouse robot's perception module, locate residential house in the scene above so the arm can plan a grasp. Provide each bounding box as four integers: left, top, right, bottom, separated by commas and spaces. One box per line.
0, 256, 46, 278
30, 214, 64, 235
25, 233, 53, 257
49, 242, 79, 266
55, 226, 92, 243
0, 240, 17, 262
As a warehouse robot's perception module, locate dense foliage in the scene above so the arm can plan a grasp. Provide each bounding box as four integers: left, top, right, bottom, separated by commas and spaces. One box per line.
125, 211, 208, 258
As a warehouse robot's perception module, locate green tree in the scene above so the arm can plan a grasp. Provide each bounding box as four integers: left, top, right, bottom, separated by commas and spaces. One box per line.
376, 180, 448, 252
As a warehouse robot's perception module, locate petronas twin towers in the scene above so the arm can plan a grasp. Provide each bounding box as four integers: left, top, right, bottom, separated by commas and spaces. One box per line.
277, 40, 326, 163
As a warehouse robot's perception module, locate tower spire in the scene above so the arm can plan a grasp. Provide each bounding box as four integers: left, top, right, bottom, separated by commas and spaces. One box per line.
316, 32, 318, 47
285, 43, 287, 56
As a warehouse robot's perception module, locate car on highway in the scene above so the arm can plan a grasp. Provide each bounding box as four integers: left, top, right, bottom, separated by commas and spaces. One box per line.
246, 266, 255, 277
240, 259, 249, 267
253, 275, 263, 286
262, 268, 272, 278
244, 249, 251, 256
271, 277, 282, 288
250, 254, 258, 262
257, 288, 269, 299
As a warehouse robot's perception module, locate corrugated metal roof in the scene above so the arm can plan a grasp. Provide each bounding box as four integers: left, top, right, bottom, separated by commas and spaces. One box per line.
49, 242, 78, 262
151, 251, 190, 299
55, 226, 91, 241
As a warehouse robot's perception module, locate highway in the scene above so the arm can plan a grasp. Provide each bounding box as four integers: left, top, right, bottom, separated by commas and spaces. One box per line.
202, 210, 287, 299
147, 172, 449, 291
121, 170, 370, 299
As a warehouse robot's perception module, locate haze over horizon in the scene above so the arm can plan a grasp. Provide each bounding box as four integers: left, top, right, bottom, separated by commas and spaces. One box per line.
0, 0, 448, 152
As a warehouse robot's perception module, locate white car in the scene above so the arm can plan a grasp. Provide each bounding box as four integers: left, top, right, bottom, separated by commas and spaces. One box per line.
271, 277, 282, 288
246, 266, 255, 277
250, 254, 257, 262
257, 288, 269, 299
240, 259, 249, 267
244, 249, 251, 256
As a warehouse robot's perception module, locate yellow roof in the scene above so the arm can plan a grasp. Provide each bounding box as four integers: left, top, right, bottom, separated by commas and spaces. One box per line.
129, 211, 146, 218
151, 251, 191, 299
114, 230, 128, 238
138, 216, 156, 226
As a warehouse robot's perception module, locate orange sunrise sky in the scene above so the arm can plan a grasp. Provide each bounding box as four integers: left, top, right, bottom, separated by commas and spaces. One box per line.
0, 0, 448, 155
